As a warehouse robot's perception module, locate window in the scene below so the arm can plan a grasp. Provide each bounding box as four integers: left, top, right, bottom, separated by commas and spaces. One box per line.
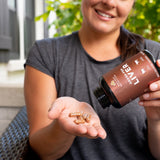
8, 0, 19, 60
7, 0, 16, 10
0, 0, 12, 62
24, 0, 35, 58
0, 0, 36, 64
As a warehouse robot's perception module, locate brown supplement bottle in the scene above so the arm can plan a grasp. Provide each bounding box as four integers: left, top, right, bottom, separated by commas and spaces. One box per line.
94, 50, 160, 108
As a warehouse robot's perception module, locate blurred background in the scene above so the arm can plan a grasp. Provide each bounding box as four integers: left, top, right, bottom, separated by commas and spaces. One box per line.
0, 0, 55, 136
0, 0, 159, 136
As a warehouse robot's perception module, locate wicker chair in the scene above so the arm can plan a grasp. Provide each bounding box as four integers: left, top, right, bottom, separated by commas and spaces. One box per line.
0, 106, 40, 160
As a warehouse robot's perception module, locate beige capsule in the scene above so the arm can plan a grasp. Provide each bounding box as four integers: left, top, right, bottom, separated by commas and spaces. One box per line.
82, 113, 91, 122
82, 113, 88, 119
74, 118, 85, 124
85, 114, 91, 123
69, 112, 82, 117
69, 111, 91, 124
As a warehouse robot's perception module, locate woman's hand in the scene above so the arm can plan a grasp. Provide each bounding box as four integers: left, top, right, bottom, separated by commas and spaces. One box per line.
139, 60, 160, 121
139, 60, 160, 160
48, 97, 107, 139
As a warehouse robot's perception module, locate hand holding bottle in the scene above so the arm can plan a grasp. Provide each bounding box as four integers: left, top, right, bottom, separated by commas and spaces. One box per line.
139, 60, 160, 122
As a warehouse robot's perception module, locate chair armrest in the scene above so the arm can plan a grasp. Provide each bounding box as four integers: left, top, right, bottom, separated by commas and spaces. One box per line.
0, 106, 29, 159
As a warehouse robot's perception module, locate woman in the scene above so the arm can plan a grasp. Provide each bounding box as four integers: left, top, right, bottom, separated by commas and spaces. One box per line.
24, 0, 160, 159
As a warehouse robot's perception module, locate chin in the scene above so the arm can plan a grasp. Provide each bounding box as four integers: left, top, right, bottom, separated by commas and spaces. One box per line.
90, 21, 119, 32
92, 26, 119, 35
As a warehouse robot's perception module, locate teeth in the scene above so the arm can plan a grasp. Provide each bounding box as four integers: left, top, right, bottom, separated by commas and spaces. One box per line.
97, 11, 112, 18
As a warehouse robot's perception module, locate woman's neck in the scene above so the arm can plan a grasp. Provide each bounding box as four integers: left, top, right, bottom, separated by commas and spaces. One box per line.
78, 27, 121, 61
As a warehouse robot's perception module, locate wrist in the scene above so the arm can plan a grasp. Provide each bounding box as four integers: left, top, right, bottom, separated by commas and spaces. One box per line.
147, 119, 160, 132
147, 119, 160, 160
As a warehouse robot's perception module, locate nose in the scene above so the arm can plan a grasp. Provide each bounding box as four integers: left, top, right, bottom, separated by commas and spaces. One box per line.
101, 0, 116, 9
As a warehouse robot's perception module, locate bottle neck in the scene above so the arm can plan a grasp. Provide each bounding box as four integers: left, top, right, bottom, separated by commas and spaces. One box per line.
94, 77, 122, 108
94, 87, 111, 108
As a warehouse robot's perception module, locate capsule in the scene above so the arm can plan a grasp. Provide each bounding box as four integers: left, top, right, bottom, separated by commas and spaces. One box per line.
74, 117, 85, 124
85, 114, 91, 123
69, 112, 82, 117
69, 112, 91, 124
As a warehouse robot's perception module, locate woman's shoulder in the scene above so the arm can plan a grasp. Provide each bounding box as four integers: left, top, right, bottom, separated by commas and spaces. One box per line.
145, 39, 160, 59
35, 31, 79, 48
145, 39, 160, 50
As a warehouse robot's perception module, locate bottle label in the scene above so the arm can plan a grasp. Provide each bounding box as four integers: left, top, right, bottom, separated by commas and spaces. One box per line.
103, 51, 159, 106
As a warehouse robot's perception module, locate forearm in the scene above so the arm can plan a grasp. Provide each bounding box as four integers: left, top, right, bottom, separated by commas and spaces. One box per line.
29, 120, 75, 160
148, 120, 160, 160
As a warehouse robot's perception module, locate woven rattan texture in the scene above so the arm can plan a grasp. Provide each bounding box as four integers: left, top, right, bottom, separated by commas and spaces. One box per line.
0, 107, 29, 160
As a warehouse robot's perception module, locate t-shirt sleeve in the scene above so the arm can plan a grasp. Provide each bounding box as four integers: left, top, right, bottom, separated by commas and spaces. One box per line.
25, 38, 56, 78
145, 39, 160, 60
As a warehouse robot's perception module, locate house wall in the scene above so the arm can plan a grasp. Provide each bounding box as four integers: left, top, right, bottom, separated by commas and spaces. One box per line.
0, 0, 45, 137
0, 63, 25, 136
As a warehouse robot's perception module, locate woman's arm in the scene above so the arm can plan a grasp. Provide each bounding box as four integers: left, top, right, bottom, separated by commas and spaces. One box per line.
24, 66, 75, 159
148, 120, 160, 160
24, 66, 106, 160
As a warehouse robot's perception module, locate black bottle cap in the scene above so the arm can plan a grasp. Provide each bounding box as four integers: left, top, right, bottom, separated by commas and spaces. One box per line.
94, 87, 111, 108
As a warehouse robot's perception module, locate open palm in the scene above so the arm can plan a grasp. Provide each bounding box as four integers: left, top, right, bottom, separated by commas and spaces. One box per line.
48, 97, 106, 139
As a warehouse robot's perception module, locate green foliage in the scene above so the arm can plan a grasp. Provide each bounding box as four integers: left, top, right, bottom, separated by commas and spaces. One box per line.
124, 0, 160, 42
35, 0, 82, 37
36, 0, 160, 42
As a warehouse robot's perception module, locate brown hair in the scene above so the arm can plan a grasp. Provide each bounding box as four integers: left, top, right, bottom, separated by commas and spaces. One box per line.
117, 26, 145, 61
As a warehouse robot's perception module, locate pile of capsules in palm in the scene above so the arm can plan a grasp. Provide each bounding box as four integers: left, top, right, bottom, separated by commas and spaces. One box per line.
69, 111, 91, 124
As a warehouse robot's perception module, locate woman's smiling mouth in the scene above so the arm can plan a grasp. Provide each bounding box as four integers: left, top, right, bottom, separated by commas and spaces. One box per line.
96, 9, 114, 19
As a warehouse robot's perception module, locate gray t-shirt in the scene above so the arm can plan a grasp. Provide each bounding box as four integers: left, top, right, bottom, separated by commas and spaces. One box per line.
25, 31, 160, 160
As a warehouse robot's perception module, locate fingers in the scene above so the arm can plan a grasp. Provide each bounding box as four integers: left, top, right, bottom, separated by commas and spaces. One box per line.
62, 120, 99, 138
68, 111, 107, 139
142, 91, 160, 100
65, 123, 88, 135
148, 59, 160, 92
149, 83, 159, 92
61, 115, 107, 139
93, 124, 107, 139
139, 99, 160, 107
85, 125, 98, 137
139, 85, 160, 107
75, 124, 107, 139
156, 59, 160, 68
77, 123, 107, 139
139, 90, 160, 107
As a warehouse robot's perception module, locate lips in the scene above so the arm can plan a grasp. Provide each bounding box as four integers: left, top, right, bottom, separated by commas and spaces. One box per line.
95, 9, 114, 19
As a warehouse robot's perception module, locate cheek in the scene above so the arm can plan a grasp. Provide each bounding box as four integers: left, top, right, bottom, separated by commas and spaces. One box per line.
81, 0, 98, 11
81, 0, 94, 18
118, 3, 134, 18
81, 0, 89, 16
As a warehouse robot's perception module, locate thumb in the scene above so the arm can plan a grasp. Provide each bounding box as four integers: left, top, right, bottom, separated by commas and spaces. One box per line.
48, 99, 64, 120
156, 59, 160, 67
48, 97, 79, 120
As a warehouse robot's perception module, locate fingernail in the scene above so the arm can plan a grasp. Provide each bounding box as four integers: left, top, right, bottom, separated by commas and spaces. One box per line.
150, 83, 158, 90
139, 101, 143, 106
143, 93, 149, 99
157, 59, 160, 65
